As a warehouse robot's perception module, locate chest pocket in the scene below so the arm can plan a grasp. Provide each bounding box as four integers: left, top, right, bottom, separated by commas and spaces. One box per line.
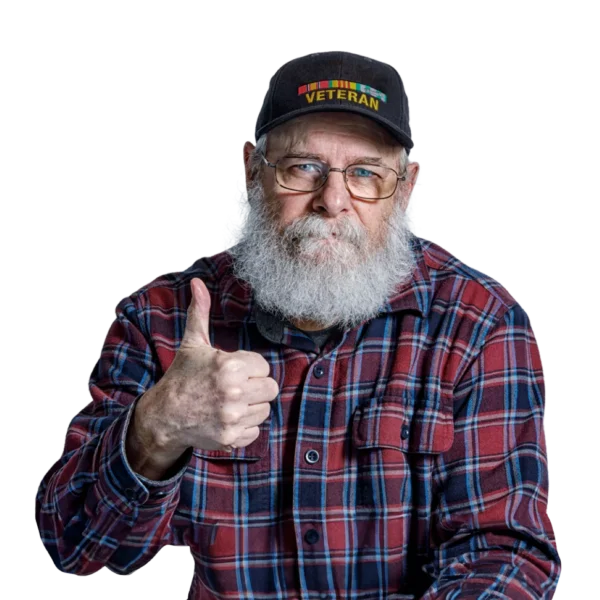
350, 393, 453, 515
348, 393, 454, 592
352, 393, 454, 455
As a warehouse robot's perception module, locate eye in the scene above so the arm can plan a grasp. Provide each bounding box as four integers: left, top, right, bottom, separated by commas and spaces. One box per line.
292, 162, 321, 173
348, 166, 378, 178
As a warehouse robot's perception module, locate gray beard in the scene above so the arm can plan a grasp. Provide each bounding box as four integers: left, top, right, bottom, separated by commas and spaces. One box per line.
229, 181, 417, 330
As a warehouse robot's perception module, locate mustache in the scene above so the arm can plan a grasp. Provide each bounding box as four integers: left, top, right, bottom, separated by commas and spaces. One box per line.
280, 213, 368, 248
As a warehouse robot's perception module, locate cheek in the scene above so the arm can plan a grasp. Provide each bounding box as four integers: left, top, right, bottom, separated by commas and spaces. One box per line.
276, 197, 313, 225
383, 197, 400, 221
361, 203, 395, 243
359, 207, 386, 235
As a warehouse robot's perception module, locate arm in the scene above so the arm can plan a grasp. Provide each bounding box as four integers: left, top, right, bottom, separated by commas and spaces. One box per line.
35, 295, 192, 575
421, 304, 561, 599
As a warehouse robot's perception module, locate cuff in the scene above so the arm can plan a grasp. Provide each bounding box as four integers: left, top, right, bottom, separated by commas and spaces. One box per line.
96, 393, 192, 514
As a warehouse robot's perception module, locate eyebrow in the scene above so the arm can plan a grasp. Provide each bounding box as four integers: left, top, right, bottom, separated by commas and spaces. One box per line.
281, 151, 388, 166
282, 152, 323, 161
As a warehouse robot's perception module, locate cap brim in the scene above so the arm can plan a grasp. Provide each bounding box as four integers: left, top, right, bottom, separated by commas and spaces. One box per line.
255, 104, 414, 153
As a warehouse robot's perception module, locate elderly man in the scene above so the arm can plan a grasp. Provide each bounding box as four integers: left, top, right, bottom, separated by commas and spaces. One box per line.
36, 51, 561, 599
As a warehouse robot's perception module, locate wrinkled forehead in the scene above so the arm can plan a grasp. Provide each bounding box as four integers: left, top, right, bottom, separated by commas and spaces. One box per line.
266, 112, 403, 159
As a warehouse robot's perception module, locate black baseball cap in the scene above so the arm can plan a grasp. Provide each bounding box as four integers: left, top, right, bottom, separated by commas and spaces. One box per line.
255, 51, 413, 153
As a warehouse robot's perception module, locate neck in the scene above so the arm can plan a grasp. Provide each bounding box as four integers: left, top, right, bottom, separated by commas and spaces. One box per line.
289, 317, 334, 332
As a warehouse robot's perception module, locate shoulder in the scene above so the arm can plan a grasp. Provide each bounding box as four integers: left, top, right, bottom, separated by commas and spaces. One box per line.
415, 236, 534, 358
417, 235, 518, 313
117, 249, 235, 315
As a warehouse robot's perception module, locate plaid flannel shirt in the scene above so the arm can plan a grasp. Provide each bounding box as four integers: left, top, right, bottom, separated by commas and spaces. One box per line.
36, 235, 561, 599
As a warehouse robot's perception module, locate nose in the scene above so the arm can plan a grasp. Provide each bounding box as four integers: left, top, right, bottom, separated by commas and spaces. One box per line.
311, 169, 353, 217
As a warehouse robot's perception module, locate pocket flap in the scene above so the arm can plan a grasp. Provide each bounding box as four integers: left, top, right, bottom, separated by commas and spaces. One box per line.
192, 418, 270, 461
352, 397, 454, 454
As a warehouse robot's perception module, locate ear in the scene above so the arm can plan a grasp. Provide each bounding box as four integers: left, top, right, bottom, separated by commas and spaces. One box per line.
243, 141, 256, 189
399, 161, 420, 212
405, 160, 421, 196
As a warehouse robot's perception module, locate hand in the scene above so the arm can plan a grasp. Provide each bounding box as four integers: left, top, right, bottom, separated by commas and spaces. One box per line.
134, 277, 279, 459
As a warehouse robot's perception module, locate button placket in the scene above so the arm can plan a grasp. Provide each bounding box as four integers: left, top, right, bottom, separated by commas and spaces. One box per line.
297, 363, 327, 586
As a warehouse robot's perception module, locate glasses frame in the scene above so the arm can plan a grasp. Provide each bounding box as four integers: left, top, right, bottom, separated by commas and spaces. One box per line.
260, 153, 407, 201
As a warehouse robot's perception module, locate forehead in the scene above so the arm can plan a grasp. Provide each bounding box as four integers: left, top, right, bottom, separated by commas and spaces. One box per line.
267, 112, 401, 157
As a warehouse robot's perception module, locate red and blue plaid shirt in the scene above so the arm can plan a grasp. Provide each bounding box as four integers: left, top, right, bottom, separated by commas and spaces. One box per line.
36, 236, 561, 599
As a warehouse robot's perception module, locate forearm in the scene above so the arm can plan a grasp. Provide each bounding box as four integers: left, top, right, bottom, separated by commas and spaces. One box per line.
35, 396, 187, 575
420, 538, 560, 599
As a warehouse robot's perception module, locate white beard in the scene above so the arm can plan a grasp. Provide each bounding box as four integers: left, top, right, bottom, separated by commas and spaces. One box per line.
229, 181, 417, 330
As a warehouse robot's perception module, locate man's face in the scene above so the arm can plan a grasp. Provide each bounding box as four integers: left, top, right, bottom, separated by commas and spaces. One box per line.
231, 112, 420, 330
254, 112, 418, 255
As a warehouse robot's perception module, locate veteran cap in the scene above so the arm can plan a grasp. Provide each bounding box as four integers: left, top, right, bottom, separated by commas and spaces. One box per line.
255, 51, 413, 152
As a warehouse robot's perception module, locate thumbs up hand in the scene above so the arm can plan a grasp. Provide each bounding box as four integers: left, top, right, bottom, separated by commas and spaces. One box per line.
127, 278, 279, 475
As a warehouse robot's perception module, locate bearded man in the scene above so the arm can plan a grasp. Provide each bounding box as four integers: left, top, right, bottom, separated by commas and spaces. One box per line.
36, 51, 561, 599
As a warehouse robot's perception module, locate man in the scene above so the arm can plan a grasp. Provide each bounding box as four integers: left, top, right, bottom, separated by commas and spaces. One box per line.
36, 51, 561, 599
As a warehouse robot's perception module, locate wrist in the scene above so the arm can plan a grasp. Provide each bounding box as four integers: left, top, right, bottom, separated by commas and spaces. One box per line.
125, 390, 187, 480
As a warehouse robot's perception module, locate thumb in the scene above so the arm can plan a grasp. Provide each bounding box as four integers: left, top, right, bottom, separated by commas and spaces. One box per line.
182, 277, 212, 347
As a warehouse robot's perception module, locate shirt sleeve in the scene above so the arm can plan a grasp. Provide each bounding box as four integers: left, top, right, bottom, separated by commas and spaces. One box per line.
35, 295, 193, 575
420, 303, 561, 599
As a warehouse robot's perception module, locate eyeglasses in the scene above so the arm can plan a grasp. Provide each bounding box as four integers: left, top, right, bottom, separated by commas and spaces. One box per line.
261, 153, 406, 201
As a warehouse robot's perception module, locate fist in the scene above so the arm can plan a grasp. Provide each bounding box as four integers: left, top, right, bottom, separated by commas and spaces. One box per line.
140, 277, 279, 454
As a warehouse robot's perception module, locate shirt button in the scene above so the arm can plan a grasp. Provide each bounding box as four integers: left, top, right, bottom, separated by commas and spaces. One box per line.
153, 490, 169, 498
304, 528, 320, 544
124, 488, 137, 501
314, 365, 325, 378
305, 449, 320, 464
401, 424, 410, 440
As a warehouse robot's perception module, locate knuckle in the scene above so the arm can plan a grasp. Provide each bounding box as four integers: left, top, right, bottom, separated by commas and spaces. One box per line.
224, 385, 243, 402
219, 407, 242, 426
217, 429, 238, 448
222, 357, 244, 374
213, 349, 232, 369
